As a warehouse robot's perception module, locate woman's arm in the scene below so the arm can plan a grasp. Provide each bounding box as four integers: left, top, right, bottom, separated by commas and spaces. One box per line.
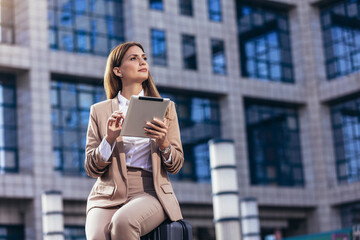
144, 101, 184, 174
84, 105, 112, 178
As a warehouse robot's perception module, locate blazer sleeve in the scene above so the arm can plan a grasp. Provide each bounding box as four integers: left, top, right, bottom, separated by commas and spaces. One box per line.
84, 105, 112, 178
161, 101, 184, 174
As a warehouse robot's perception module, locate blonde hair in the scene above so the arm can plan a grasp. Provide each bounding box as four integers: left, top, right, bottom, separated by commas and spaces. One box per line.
104, 42, 161, 99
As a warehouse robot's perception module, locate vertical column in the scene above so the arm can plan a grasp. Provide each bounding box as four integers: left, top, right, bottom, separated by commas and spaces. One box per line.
41, 191, 64, 240
240, 197, 260, 240
209, 139, 241, 240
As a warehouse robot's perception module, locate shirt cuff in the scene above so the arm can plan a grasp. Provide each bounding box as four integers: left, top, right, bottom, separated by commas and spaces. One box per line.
161, 151, 172, 163
99, 137, 116, 162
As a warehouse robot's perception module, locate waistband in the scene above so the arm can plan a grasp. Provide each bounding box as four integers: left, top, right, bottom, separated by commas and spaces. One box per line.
127, 166, 153, 178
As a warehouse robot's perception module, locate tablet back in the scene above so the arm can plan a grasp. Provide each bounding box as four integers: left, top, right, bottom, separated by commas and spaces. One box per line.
120, 96, 170, 138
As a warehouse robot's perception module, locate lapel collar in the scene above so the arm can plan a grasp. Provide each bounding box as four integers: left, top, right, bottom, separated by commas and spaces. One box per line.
111, 97, 118, 113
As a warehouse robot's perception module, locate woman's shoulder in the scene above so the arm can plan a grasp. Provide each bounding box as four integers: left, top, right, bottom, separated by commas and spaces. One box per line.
91, 98, 114, 111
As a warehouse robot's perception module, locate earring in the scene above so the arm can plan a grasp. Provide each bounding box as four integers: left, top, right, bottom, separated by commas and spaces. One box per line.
119, 73, 123, 78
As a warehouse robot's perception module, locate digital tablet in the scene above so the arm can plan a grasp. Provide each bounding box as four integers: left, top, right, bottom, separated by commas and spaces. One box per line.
120, 96, 170, 138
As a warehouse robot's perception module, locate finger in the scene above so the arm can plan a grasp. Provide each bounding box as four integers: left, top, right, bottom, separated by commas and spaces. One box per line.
145, 122, 167, 133
152, 118, 167, 129
144, 127, 164, 137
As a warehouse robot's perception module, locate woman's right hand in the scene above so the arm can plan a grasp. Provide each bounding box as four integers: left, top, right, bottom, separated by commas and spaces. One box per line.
105, 111, 124, 145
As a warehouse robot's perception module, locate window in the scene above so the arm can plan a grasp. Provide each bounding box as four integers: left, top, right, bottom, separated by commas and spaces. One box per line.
182, 34, 197, 70
179, 0, 193, 16
149, 0, 163, 10
0, 0, 14, 44
0, 76, 17, 173
320, 0, 360, 79
340, 202, 360, 228
211, 39, 226, 75
208, 0, 222, 22
0, 225, 24, 240
236, 2, 294, 83
151, 29, 167, 66
65, 226, 86, 240
48, 0, 125, 55
245, 100, 304, 187
51, 80, 105, 176
160, 91, 221, 182
330, 95, 360, 183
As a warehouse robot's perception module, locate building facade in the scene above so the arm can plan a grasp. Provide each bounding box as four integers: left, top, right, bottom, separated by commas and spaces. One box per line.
0, 0, 359, 239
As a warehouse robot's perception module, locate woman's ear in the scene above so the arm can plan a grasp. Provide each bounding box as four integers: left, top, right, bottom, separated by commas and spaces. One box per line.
113, 67, 122, 78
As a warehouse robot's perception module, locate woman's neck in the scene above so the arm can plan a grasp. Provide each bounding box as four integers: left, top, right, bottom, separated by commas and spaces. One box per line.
121, 83, 143, 100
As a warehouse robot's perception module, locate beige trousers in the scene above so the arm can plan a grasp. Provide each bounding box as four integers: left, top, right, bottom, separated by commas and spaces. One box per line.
85, 167, 167, 240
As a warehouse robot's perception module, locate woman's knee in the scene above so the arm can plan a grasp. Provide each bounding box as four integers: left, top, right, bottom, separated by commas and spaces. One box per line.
109, 215, 140, 238
85, 223, 110, 240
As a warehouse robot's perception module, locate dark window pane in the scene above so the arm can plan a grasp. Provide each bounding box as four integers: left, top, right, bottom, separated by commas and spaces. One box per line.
331, 96, 360, 183
159, 91, 221, 182
51, 79, 105, 176
320, 0, 360, 79
0, 77, 18, 173
149, 0, 163, 10
211, 39, 226, 75
208, 0, 222, 22
245, 100, 304, 187
65, 226, 86, 240
0, 225, 25, 239
179, 0, 193, 16
151, 29, 167, 66
340, 202, 360, 228
182, 35, 197, 70
236, 2, 294, 83
49, 0, 125, 55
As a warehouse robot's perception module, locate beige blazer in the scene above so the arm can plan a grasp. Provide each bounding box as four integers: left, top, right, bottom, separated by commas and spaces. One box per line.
85, 97, 184, 221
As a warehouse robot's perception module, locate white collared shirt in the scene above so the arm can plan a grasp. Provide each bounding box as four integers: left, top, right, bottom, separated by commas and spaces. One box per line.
98, 90, 171, 172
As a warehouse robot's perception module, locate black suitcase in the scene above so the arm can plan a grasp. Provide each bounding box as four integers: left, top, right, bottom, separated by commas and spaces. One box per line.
141, 220, 192, 240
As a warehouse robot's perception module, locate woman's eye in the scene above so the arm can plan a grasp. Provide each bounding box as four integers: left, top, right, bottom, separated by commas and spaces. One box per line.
143, 57, 148, 61
130, 57, 136, 60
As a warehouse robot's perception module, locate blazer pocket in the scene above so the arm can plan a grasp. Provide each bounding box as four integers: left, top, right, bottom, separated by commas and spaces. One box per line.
160, 184, 174, 194
95, 183, 115, 196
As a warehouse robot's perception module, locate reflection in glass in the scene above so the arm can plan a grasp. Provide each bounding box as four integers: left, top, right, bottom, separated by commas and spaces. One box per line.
321, 0, 360, 79
245, 100, 303, 187
236, 2, 293, 83
160, 91, 220, 182
51, 80, 105, 176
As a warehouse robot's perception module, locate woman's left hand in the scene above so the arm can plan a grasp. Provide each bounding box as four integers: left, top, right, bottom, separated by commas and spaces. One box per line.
144, 118, 170, 150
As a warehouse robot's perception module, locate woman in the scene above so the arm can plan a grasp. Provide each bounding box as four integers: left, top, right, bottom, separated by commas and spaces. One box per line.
84, 42, 184, 240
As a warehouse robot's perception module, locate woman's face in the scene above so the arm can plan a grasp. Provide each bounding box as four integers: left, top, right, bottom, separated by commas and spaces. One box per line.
117, 45, 149, 84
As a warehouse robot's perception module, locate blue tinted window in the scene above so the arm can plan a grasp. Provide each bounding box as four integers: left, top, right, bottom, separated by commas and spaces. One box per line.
236, 2, 294, 83
208, 0, 221, 22
151, 29, 167, 66
321, 0, 360, 79
160, 91, 221, 182
245, 100, 304, 187
0, 225, 24, 239
179, 0, 193, 16
0, 76, 17, 173
65, 226, 86, 240
340, 202, 360, 228
331, 95, 360, 183
149, 0, 163, 10
182, 34, 197, 70
51, 80, 105, 176
48, 0, 124, 55
211, 39, 226, 75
